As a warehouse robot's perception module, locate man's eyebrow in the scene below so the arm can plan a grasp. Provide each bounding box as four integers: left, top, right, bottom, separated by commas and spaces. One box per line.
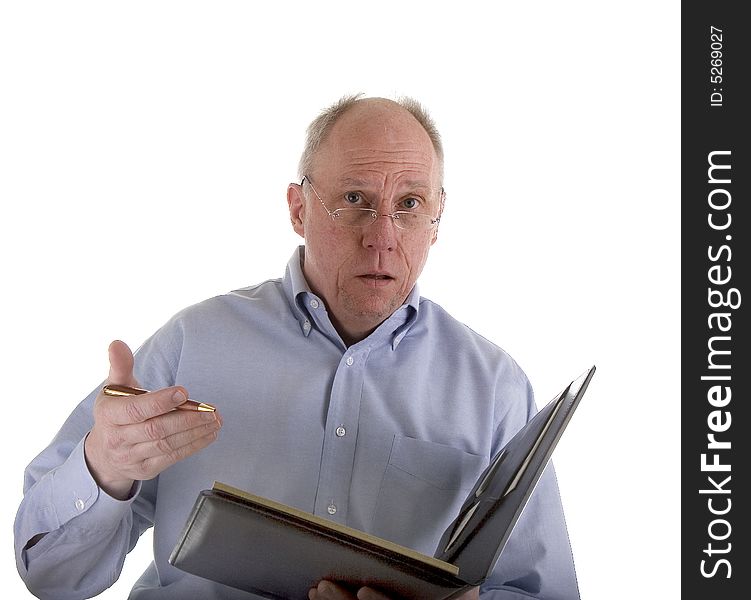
401, 181, 432, 192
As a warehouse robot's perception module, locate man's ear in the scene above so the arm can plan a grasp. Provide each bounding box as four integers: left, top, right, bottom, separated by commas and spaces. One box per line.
287, 183, 306, 238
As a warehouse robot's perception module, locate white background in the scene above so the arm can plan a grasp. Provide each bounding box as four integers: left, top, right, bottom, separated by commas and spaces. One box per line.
1, 2, 680, 598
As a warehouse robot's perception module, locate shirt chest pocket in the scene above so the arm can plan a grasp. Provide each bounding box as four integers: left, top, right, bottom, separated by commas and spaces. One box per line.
369, 435, 487, 554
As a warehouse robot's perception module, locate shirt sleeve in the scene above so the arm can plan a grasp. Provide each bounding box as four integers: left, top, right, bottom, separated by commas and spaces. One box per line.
12, 321, 188, 600
14, 321, 183, 599
13, 389, 155, 600
479, 362, 581, 600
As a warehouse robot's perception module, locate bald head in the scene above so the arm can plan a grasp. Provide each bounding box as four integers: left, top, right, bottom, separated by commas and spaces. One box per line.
298, 95, 444, 185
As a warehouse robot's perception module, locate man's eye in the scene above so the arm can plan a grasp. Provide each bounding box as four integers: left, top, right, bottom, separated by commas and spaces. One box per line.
344, 192, 363, 205
401, 197, 419, 210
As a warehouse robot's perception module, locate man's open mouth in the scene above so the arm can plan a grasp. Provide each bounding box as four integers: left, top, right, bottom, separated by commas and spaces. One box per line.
358, 273, 395, 285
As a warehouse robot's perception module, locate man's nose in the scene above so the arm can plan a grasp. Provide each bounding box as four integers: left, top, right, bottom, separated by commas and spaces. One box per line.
361, 213, 397, 252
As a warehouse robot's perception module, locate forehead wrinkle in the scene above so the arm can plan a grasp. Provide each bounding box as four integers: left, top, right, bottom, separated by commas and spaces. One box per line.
345, 157, 430, 168
341, 157, 435, 178
343, 148, 434, 161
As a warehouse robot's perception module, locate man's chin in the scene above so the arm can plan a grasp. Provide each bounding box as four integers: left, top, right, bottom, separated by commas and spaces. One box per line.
342, 291, 406, 324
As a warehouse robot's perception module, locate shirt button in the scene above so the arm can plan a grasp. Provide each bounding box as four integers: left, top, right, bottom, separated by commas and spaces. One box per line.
336, 426, 346, 437
327, 503, 337, 515
310, 299, 319, 309
303, 320, 311, 333
346, 356, 354, 366
75, 499, 85, 512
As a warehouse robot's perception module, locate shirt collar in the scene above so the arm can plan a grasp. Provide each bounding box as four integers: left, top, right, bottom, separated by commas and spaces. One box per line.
282, 245, 420, 349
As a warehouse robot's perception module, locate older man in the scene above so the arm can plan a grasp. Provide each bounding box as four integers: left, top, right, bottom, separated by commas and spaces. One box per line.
15, 96, 580, 599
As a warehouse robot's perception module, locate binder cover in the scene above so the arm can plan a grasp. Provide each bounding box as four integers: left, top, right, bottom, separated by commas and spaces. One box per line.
169, 366, 595, 599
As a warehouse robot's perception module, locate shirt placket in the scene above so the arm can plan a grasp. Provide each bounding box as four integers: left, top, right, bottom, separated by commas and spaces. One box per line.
313, 347, 369, 523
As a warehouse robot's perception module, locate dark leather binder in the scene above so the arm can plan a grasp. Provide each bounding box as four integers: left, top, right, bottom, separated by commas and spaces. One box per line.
169, 366, 595, 599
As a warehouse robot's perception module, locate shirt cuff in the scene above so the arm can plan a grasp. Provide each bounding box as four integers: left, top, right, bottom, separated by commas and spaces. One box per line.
50, 436, 142, 531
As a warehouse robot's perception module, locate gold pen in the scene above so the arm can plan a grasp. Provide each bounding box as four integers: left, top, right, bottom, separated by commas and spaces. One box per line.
102, 384, 216, 412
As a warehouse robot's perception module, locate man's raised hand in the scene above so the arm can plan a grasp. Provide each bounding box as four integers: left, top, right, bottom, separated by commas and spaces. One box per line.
84, 340, 222, 499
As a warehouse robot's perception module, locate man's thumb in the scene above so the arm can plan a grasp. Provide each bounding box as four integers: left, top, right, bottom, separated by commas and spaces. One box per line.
107, 340, 138, 386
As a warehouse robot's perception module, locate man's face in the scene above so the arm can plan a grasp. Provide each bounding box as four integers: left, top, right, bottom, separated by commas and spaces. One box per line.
288, 101, 443, 344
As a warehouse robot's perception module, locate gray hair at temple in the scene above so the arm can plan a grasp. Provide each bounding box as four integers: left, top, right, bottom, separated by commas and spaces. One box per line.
297, 94, 445, 185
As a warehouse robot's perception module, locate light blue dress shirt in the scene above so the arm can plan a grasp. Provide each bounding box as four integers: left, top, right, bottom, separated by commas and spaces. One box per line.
15, 247, 580, 599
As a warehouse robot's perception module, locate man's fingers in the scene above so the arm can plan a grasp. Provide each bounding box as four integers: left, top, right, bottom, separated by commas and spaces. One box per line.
309, 581, 357, 600
132, 425, 222, 479
310, 583, 395, 600
107, 340, 139, 387
115, 410, 221, 446
356, 588, 392, 600
105, 414, 221, 480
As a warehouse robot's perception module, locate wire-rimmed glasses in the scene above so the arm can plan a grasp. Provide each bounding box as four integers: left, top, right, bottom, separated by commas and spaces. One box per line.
301, 176, 441, 231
